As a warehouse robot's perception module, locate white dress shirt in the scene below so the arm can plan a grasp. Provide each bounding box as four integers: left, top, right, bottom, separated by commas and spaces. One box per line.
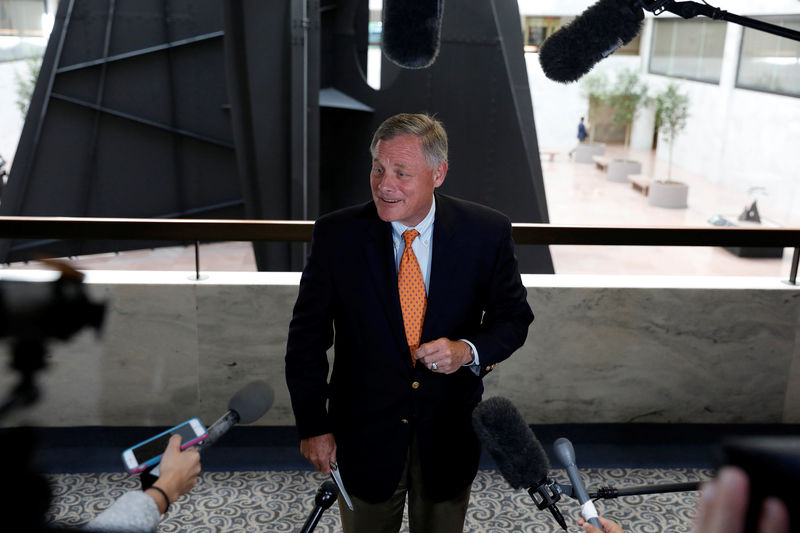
390, 200, 480, 371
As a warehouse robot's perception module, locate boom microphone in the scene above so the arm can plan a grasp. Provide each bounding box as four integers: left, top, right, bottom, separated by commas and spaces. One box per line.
197, 380, 274, 450
382, 0, 444, 69
472, 397, 567, 530
554, 437, 602, 530
538, 0, 644, 83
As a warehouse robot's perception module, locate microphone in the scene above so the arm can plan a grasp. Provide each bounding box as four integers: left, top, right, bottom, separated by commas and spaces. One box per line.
196, 380, 274, 451
143, 380, 274, 484
538, 0, 644, 83
299, 480, 339, 533
382, 0, 444, 69
472, 397, 567, 530
553, 437, 602, 530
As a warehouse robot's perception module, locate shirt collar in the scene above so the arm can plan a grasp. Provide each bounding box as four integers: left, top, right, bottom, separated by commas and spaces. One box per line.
391, 199, 436, 242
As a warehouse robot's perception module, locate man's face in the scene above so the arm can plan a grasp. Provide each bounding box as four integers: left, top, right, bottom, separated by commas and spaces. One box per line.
370, 134, 447, 227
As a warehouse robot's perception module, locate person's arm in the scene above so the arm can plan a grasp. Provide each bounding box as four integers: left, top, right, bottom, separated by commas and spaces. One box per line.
84, 435, 201, 532
414, 218, 533, 375
466, 219, 534, 375
285, 221, 338, 473
146, 434, 201, 512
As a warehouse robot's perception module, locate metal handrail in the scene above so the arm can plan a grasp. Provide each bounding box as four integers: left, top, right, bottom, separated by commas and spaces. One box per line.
1, 216, 799, 246
1, 216, 798, 282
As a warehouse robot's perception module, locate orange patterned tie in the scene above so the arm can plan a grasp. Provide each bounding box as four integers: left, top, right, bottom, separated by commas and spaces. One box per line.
398, 229, 427, 363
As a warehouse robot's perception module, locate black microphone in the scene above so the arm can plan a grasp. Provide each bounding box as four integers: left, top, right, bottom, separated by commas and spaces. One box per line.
472, 397, 567, 530
300, 480, 339, 533
196, 380, 274, 451
554, 437, 602, 530
382, 0, 444, 69
538, 0, 644, 83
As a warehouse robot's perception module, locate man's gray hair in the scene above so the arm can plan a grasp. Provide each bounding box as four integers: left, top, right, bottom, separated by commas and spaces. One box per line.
370, 113, 448, 169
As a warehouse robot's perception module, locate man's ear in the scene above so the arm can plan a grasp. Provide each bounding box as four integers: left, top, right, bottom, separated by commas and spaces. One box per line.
433, 161, 448, 188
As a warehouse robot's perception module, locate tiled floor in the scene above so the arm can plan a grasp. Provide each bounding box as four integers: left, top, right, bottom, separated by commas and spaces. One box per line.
2, 144, 795, 278
542, 144, 796, 277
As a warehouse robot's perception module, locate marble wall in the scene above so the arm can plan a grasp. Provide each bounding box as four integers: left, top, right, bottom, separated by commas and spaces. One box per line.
1, 271, 798, 427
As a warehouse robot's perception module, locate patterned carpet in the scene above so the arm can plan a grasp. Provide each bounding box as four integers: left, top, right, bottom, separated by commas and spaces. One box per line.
46, 468, 709, 532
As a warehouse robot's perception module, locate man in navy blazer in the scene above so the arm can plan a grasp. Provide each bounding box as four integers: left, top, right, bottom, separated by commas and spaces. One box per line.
285, 113, 533, 532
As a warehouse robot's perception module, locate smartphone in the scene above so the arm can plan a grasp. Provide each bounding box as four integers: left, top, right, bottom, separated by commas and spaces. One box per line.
121, 418, 207, 474
718, 436, 799, 533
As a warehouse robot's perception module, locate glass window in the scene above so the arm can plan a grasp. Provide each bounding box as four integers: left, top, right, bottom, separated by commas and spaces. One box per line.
0, 0, 46, 36
649, 19, 726, 83
523, 16, 640, 55
736, 15, 800, 98
0, 0, 51, 61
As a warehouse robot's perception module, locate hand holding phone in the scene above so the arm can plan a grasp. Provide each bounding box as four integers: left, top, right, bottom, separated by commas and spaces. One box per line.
122, 418, 207, 474
150, 434, 202, 507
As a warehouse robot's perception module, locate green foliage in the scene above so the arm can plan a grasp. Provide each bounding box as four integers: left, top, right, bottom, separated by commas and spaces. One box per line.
582, 68, 648, 124
654, 82, 690, 181
606, 68, 648, 126
581, 68, 649, 145
580, 72, 609, 101
655, 83, 690, 145
14, 56, 43, 119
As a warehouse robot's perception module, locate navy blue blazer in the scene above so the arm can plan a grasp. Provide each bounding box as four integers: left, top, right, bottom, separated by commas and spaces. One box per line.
285, 193, 534, 502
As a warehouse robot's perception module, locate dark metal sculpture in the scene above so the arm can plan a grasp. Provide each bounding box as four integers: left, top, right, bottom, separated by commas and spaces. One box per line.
1, 0, 553, 273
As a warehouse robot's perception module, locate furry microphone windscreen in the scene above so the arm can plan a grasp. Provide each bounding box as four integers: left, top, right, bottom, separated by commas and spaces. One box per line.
472, 396, 550, 489
228, 380, 274, 424
538, 0, 643, 83
382, 0, 444, 69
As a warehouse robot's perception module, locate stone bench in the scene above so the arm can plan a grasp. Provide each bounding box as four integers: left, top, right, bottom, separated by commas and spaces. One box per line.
592, 155, 611, 171
629, 174, 651, 195
608, 159, 643, 183
573, 142, 605, 163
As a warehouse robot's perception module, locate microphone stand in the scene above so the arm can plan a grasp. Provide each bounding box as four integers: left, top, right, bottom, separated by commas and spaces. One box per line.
528, 479, 568, 530
590, 481, 701, 500
299, 480, 339, 533
640, 0, 800, 43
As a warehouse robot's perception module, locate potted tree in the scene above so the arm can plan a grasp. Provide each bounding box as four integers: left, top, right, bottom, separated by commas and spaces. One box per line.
606, 68, 649, 148
648, 83, 691, 208
580, 69, 648, 180
581, 68, 648, 146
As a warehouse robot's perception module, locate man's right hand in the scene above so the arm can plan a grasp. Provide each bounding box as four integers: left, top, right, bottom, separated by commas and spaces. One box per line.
300, 433, 337, 475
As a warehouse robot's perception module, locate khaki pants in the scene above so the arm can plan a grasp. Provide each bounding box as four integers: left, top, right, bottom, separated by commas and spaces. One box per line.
338, 437, 471, 533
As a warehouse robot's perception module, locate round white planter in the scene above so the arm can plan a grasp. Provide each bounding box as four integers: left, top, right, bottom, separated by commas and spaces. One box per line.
607, 159, 642, 183
573, 142, 606, 163
648, 181, 689, 208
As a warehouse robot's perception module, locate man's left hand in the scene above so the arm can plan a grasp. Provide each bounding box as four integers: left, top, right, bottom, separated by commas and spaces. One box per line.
414, 339, 472, 374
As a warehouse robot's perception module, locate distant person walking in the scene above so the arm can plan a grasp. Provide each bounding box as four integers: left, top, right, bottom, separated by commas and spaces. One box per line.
570, 117, 589, 158
577, 116, 588, 142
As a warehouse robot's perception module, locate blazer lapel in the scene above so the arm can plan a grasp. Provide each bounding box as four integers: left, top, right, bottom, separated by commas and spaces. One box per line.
363, 215, 410, 361
423, 194, 461, 340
